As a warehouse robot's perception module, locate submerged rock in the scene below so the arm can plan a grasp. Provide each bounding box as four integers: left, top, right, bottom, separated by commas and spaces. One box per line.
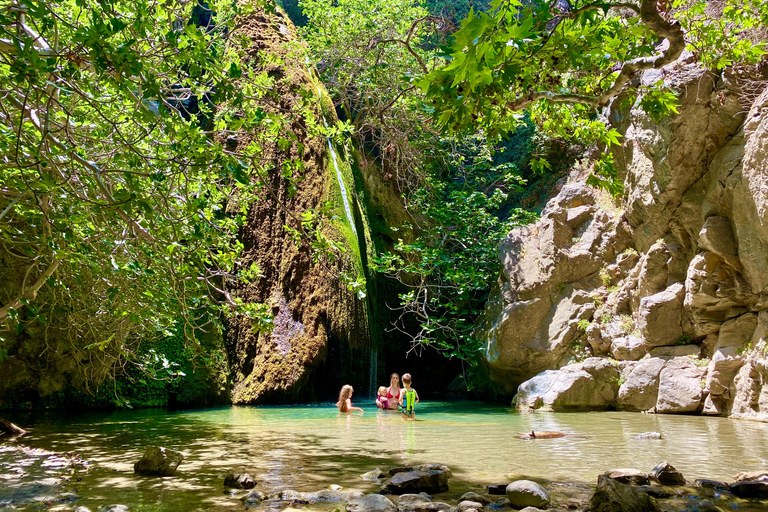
241, 490, 266, 505
505, 480, 550, 509
363, 468, 385, 481
133, 446, 183, 476
589, 475, 660, 512
487, 484, 507, 495
458, 492, 491, 505
380, 465, 451, 495
223, 472, 256, 489
730, 481, 768, 499
347, 494, 397, 512
634, 432, 662, 440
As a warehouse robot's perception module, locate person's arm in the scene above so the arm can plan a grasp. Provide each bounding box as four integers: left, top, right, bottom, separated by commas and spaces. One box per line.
398, 389, 405, 406
414, 390, 419, 404
347, 399, 364, 414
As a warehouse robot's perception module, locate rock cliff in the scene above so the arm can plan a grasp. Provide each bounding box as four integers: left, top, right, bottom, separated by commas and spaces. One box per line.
225, 4, 374, 403
476, 57, 768, 420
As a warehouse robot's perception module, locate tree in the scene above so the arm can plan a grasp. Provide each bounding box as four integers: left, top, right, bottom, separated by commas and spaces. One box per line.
422, 0, 768, 187
0, 0, 281, 388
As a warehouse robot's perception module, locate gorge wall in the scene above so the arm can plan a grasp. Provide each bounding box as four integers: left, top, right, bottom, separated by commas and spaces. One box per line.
225, 4, 376, 403
475, 57, 768, 421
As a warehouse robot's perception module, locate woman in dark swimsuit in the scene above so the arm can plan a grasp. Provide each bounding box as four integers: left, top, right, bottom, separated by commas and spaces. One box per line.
386, 373, 401, 410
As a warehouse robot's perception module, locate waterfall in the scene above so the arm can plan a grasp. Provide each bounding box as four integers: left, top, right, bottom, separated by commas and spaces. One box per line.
369, 347, 378, 398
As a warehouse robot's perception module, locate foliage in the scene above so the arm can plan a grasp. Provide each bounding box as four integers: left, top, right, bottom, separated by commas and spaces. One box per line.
421, 0, 768, 191
372, 134, 537, 367
0, 0, 295, 391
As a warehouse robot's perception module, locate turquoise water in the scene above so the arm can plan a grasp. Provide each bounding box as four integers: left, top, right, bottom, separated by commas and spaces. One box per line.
9, 401, 768, 511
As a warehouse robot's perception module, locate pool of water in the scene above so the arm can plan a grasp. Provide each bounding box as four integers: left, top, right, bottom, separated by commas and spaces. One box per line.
6, 401, 768, 511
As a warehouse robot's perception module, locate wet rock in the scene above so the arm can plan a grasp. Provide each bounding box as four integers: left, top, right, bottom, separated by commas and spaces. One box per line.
305, 490, 363, 503
402, 502, 452, 512
635, 486, 674, 499
634, 432, 662, 440
363, 468, 385, 481
487, 485, 507, 496
380, 466, 451, 495
602, 469, 650, 486
395, 494, 432, 506
730, 481, 768, 499
99, 506, 130, 512
224, 472, 256, 489
589, 475, 660, 512
518, 508, 546, 512
505, 480, 550, 509
459, 492, 491, 505
390, 466, 415, 476
347, 494, 397, 512
694, 479, 730, 492
241, 490, 267, 505
133, 446, 183, 476
458, 500, 483, 511
650, 462, 685, 485
734, 470, 768, 482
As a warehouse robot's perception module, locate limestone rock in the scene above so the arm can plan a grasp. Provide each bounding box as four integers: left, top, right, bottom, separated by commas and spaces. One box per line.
655, 361, 705, 413
637, 283, 685, 347
588, 475, 660, 512
133, 446, 183, 477
650, 462, 685, 485
515, 360, 618, 412
618, 358, 665, 411
611, 335, 648, 361
347, 494, 397, 512
698, 216, 739, 267
223, 472, 256, 489
649, 345, 700, 359
457, 501, 483, 511
603, 469, 650, 486
505, 480, 550, 509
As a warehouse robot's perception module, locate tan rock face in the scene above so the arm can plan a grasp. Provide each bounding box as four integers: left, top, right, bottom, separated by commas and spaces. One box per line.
481, 59, 768, 419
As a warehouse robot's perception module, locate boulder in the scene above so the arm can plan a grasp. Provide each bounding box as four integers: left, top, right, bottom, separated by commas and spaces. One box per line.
618, 358, 665, 411
698, 216, 739, 267
505, 480, 550, 509
223, 472, 256, 489
515, 362, 617, 412
380, 468, 450, 495
650, 462, 685, 485
730, 481, 768, 499
458, 492, 491, 505
305, 490, 363, 503
347, 494, 397, 512
655, 362, 704, 413
457, 501, 483, 511
611, 335, 648, 361
636, 283, 685, 347
734, 470, 768, 482
694, 479, 730, 492
395, 494, 433, 506
603, 469, 650, 486
588, 475, 660, 512
133, 446, 183, 476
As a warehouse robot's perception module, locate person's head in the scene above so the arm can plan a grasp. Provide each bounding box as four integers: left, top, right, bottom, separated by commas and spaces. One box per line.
390, 373, 400, 387
338, 385, 354, 412
402, 373, 412, 386
378, 386, 388, 397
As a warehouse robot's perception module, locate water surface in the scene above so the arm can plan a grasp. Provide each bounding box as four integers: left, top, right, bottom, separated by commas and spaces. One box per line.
9, 401, 768, 511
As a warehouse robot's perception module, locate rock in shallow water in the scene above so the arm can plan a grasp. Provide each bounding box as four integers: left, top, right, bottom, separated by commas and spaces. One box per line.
603, 468, 650, 486
223, 472, 256, 489
650, 461, 685, 486
346, 494, 397, 512
589, 475, 660, 512
505, 480, 550, 509
380, 465, 451, 495
133, 446, 183, 477
730, 481, 768, 499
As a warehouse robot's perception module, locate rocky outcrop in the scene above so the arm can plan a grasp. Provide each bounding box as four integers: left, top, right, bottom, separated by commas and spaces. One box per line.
225, 4, 374, 403
480, 57, 768, 421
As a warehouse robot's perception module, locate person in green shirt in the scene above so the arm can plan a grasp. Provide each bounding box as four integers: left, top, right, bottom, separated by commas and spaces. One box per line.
398, 373, 420, 420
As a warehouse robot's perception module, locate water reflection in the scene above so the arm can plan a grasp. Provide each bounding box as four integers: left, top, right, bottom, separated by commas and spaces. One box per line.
5, 402, 768, 511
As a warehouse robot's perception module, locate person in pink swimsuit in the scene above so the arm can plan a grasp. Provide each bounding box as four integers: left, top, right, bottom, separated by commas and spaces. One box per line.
386, 373, 401, 410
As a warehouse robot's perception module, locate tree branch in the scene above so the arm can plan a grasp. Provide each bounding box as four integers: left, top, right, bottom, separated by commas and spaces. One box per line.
0, 257, 61, 322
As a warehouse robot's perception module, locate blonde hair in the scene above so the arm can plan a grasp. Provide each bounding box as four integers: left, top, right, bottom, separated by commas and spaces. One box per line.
402, 373, 412, 385
390, 373, 400, 383
378, 386, 388, 396
337, 385, 353, 412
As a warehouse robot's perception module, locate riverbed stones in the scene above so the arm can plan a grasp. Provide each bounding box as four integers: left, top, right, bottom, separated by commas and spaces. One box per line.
395, 494, 433, 506
133, 446, 183, 476
694, 479, 730, 492
380, 466, 451, 495
223, 472, 256, 489
347, 494, 397, 512
603, 469, 650, 486
505, 480, 550, 509
487, 484, 507, 495
99, 506, 130, 512
734, 470, 768, 482
730, 481, 768, 499
241, 490, 267, 505
650, 462, 685, 486
589, 475, 660, 512
458, 492, 491, 505
363, 469, 385, 481
457, 500, 483, 511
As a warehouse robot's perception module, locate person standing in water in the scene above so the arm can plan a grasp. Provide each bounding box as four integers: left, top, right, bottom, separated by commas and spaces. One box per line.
386, 373, 401, 410
336, 385, 364, 414
398, 373, 419, 420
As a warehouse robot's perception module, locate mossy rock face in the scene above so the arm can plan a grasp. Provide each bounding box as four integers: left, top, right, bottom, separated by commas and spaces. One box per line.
225, 3, 373, 404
